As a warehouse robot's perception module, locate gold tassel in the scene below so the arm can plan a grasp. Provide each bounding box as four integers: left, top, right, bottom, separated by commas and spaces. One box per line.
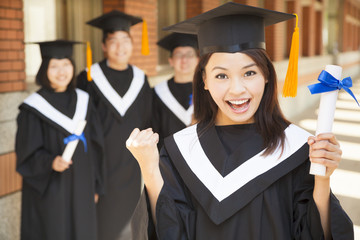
282, 14, 299, 98
141, 19, 150, 56
86, 41, 92, 81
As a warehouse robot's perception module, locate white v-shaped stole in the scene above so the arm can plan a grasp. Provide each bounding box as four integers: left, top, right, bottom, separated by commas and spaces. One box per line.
90, 63, 145, 116
173, 124, 312, 202
23, 89, 89, 134
154, 80, 194, 126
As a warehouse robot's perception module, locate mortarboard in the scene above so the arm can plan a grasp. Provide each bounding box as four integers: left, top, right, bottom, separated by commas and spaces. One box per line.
163, 2, 294, 56
87, 10, 150, 56
157, 33, 198, 52
28, 40, 82, 59
86, 10, 142, 32
163, 2, 299, 97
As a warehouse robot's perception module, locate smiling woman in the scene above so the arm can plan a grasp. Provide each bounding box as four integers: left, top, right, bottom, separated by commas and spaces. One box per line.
127, 2, 354, 240
15, 40, 105, 240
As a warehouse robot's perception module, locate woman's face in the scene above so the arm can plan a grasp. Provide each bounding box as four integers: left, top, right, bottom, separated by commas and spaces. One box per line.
204, 52, 267, 125
47, 58, 74, 92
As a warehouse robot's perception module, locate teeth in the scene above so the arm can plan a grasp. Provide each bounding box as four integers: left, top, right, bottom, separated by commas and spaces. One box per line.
229, 99, 248, 105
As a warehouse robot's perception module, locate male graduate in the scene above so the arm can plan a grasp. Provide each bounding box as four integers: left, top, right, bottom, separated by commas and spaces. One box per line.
153, 33, 199, 148
77, 10, 153, 240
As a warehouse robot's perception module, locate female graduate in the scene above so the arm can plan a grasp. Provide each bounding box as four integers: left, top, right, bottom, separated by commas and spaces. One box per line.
153, 33, 199, 148
76, 10, 153, 240
126, 3, 354, 240
16, 40, 104, 240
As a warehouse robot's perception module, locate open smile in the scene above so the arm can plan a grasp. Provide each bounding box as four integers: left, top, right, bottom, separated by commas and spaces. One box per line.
226, 99, 250, 113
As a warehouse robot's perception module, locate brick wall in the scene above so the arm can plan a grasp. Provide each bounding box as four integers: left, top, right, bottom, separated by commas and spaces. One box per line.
286, 0, 302, 58
103, 0, 158, 76
233, 0, 258, 7
0, 152, 22, 196
0, 0, 25, 93
341, 0, 360, 52
264, 0, 286, 61
186, 0, 219, 18
302, 4, 316, 56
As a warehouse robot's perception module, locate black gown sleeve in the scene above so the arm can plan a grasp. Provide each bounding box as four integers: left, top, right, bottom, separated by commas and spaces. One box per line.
87, 99, 106, 195
131, 146, 196, 240
151, 89, 163, 149
292, 160, 354, 240
15, 109, 56, 196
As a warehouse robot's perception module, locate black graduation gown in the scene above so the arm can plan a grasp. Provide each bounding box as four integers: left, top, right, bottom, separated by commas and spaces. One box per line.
16, 88, 105, 240
77, 59, 153, 239
152, 78, 193, 149
131, 123, 354, 240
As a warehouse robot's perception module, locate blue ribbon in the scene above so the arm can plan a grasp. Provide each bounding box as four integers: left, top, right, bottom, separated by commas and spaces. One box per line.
63, 132, 87, 152
189, 93, 193, 106
308, 70, 359, 106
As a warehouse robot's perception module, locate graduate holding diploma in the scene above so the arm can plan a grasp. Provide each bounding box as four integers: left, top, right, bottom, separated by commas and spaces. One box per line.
16, 40, 105, 240
127, 3, 354, 240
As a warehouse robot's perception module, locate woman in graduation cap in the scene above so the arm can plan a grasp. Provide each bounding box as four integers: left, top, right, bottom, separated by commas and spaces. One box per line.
126, 3, 354, 240
15, 40, 105, 240
76, 10, 153, 240
152, 33, 199, 149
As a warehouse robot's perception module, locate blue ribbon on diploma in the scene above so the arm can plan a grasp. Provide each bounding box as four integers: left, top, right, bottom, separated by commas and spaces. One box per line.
63, 133, 87, 152
308, 70, 359, 106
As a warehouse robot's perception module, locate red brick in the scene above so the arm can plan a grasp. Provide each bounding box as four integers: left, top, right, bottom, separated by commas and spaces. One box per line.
0, 61, 11, 70
18, 51, 25, 60
0, 19, 10, 29
10, 19, 23, 30
7, 51, 18, 60
8, 71, 18, 81
0, 82, 12, 92
10, 0, 23, 9
5, 9, 16, 19
0, 8, 6, 18
11, 60, 25, 70
16, 30, 24, 40
0, 72, 8, 81
10, 41, 24, 50
12, 81, 25, 91
0, 51, 7, 60
0, 30, 6, 38
0, 0, 10, 8
7, 30, 17, 39
18, 71, 25, 80
16, 10, 23, 20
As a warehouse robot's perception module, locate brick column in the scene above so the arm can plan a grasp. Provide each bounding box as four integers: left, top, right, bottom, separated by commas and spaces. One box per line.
302, 1, 316, 56
186, 0, 219, 18
233, 0, 259, 7
264, 0, 286, 61
0, 0, 25, 93
102, 0, 158, 76
286, 0, 302, 58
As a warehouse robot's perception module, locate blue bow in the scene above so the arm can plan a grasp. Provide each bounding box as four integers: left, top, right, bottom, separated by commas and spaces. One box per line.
189, 93, 193, 106
308, 70, 359, 106
63, 132, 87, 152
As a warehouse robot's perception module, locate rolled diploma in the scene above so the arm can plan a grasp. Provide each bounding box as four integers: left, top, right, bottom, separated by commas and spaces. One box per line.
309, 65, 341, 176
62, 120, 87, 162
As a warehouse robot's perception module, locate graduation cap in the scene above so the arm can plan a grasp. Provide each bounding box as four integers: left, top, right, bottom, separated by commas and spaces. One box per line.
87, 10, 142, 32
87, 10, 150, 55
157, 33, 198, 53
29, 40, 82, 59
163, 2, 300, 97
